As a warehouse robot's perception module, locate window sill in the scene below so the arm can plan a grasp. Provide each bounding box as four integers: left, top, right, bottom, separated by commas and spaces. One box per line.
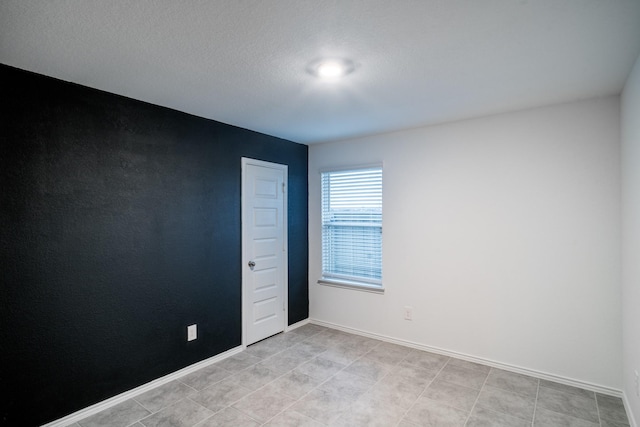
317, 278, 384, 294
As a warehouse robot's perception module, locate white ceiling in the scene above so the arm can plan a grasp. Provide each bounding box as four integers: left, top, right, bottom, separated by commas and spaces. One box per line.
1, 1, 640, 144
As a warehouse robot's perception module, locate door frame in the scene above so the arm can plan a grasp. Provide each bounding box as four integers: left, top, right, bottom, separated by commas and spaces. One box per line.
241, 157, 288, 348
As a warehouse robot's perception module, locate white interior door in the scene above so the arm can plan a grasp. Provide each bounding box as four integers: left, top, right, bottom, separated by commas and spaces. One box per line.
242, 158, 287, 346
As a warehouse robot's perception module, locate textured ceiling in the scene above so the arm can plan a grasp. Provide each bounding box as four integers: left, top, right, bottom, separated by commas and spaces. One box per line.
1, 1, 640, 144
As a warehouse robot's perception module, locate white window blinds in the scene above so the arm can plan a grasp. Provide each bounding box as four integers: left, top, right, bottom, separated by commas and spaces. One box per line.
321, 167, 382, 286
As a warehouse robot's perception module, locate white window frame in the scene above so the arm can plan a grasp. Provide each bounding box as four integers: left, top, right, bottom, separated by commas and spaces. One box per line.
318, 164, 384, 293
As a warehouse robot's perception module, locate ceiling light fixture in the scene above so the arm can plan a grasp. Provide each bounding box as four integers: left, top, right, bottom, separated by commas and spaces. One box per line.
308, 58, 356, 80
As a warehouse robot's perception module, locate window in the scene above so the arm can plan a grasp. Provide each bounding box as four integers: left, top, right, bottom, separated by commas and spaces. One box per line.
319, 166, 383, 291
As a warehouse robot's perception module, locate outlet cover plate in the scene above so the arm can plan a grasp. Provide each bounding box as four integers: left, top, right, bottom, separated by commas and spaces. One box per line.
187, 324, 197, 341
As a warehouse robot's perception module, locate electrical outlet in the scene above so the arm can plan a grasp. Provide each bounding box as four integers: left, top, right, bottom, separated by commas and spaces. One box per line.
635, 370, 639, 397
187, 324, 197, 341
404, 306, 413, 321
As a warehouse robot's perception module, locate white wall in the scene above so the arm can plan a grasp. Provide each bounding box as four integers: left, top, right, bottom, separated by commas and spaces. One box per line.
622, 53, 640, 424
309, 97, 621, 390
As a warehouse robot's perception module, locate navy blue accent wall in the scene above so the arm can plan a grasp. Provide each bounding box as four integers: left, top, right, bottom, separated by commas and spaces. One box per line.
0, 64, 308, 426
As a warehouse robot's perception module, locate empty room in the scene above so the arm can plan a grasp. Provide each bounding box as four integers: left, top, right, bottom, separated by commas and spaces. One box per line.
1, 1, 640, 426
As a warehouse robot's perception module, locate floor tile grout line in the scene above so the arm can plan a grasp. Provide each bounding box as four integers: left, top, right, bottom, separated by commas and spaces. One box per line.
301, 338, 382, 424
129, 381, 206, 426
537, 385, 608, 426
334, 340, 414, 426
535, 406, 607, 427
217, 336, 296, 425
73, 325, 630, 426
595, 392, 603, 427
397, 352, 452, 425
391, 342, 434, 426
238, 330, 332, 426
531, 380, 540, 426
184, 331, 311, 426
307, 339, 414, 425
257, 362, 332, 422
463, 366, 493, 426
323, 334, 403, 422
305, 336, 377, 424
427, 377, 488, 408
78, 328, 368, 426
246, 328, 351, 426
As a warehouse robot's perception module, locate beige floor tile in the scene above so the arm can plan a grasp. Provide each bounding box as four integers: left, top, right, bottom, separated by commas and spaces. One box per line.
268, 370, 322, 399
466, 406, 530, 427
435, 363, 488, 390
404, 397, 468, 426
190, 378, 253, 412
476, 385, 535, 421
134, 380, 196, 413
290, 388, 354, 425
138, 398, 212, 427
77, 399, 150, 427
484, 368, 539, 398
423, 380, 479, 412
74, 326, 613, 427
403, 349, 449, 371
232, 385, 296, 422
263, 410, 325, 427
536, 385, 598, 423
195, 407, 260, 427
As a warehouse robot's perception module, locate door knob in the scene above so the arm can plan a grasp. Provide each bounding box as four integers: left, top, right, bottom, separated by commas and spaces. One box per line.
248, 261, 256, 269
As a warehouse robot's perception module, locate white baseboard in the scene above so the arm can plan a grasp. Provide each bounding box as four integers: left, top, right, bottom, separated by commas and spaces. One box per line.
285, 318, 310, 332
41, 345, 244, 427
43, 321, 311, 427
310, 318, 623, 398
43, 318, 635, 426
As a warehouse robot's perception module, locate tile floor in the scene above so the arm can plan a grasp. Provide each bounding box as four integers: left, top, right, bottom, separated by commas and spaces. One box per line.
70, 324, 630, 427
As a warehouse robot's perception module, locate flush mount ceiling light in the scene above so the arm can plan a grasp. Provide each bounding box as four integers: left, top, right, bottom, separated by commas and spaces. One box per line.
307, 58, 356, 80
